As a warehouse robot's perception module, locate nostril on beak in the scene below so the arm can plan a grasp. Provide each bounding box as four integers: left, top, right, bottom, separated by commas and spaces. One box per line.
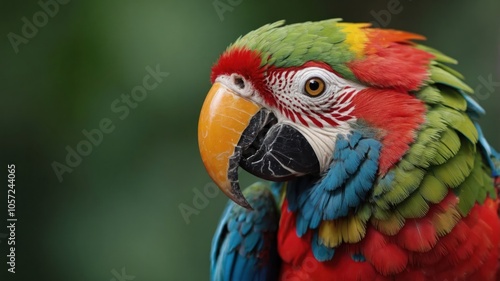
233, 75, 245, 90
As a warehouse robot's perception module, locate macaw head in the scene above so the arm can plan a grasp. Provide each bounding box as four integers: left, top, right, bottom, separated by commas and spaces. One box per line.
199, 19, 440, 208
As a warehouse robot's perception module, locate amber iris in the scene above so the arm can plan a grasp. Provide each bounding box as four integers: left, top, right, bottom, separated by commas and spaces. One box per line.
304, 77, 326, 97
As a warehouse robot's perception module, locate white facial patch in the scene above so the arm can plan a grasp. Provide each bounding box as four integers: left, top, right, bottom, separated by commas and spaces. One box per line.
266, 67, 367, 173
215, 74, 269, 106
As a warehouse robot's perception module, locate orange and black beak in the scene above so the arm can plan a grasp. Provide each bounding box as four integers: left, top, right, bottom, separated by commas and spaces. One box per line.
198, 82, 320, 209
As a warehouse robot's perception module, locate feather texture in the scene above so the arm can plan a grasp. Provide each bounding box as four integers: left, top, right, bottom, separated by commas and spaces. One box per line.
209, 19, 500, 280
210, 183, 281, 281
286, 131, 381, 261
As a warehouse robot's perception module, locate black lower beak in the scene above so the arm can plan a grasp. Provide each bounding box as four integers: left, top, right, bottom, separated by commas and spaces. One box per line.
231, 109, 320, 182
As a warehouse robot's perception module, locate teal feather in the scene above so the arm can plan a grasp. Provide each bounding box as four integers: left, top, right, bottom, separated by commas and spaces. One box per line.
210, 183, 280, 281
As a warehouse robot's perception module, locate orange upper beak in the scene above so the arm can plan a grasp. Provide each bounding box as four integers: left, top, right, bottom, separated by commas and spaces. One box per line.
198, 82, 261, 209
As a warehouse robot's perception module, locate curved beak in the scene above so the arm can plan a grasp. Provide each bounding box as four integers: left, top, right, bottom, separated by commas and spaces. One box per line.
199, 83, 320, 209
198, 83, 261, 209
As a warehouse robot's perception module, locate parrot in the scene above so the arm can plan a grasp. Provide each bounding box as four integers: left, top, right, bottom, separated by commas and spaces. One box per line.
198, 19, 500, 281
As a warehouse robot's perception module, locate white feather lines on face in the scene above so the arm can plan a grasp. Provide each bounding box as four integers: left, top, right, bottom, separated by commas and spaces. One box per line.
265, 66, 367, 173
266, 67, 366, 128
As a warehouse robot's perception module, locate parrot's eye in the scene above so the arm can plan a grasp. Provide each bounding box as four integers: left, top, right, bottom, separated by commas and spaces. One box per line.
304, 77, 325, 97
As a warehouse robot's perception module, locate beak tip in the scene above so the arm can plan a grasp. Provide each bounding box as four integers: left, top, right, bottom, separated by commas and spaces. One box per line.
227, 182, 254, 210
235, 197, 254, 210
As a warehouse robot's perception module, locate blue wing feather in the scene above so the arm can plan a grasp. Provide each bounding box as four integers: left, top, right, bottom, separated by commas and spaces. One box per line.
311, 232, 335, 262
210, 182, 281, 281
286, 131, 381, 261
461, 92, 499, 177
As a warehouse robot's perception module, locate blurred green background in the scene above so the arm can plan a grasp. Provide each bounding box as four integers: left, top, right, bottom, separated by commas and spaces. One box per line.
1, 0, 499, 280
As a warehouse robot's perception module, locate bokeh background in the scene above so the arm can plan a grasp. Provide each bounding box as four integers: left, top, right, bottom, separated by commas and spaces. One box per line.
1, 0, 499, 280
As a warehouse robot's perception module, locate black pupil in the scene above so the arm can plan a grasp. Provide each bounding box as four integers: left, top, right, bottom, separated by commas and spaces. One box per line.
309, 80, 320, 91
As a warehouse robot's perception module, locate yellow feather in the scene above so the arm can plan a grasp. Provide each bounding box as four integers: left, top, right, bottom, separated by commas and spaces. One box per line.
318, 212, 368, 247
336, 23, 369, 58
432, 204, 461, 236
371, 212, 406, 236
319, 220, 342, 247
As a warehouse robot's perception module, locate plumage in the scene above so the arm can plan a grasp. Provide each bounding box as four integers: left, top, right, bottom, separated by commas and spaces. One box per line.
210, 182, 281, 281
430, 66, 474, 93
203, 19, 500, 281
